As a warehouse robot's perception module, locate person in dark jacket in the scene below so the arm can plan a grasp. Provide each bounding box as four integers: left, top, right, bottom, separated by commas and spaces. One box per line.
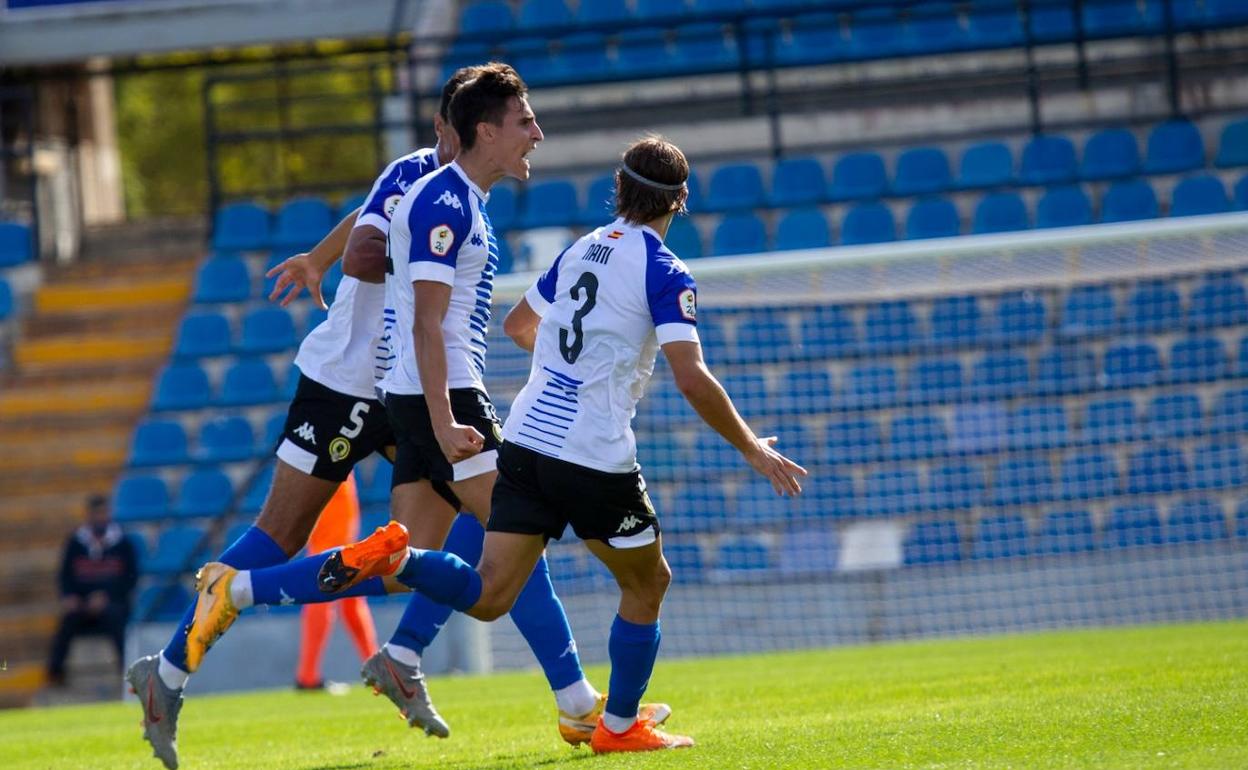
47, 494, 139, 686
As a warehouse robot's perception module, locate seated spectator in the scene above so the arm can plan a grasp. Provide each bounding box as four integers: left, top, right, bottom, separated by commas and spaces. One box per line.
46, 494, 139, 687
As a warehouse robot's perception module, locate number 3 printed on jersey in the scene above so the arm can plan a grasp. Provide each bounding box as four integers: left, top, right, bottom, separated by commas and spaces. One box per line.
559, 272, 599, 364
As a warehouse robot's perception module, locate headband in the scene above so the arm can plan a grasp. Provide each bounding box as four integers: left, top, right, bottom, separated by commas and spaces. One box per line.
620, 163, 687, 192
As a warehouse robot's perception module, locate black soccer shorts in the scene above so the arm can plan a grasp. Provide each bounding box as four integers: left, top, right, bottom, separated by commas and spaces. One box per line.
488, 441, 661, 548
276, 374, 395, 482
385, 387, 504, 488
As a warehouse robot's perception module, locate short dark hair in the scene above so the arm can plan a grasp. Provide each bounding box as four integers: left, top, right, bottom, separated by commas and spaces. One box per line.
87, 494, 109, 514
448, 62, 529, 152
438, 65, 485, 122
614, 135, 689, 225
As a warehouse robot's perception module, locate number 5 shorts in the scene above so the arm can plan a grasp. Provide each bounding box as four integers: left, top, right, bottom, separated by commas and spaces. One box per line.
277, 374, 396, 482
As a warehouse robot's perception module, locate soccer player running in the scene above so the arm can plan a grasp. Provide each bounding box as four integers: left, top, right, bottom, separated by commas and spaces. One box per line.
125, 65, 607, 769
325, 135, 807, 752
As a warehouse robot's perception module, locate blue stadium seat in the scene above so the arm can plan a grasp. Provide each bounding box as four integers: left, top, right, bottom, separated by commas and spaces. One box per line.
956, 141, 1014, 189
800, 305, 858, 357
1008, 401, 1070, 450
113, 474, 170, 522
1037, 185, 1093, 228
1102, 341, 1161, 388
1166, 498, 1228, 543
663, 541, 705, 583
927, 462, 987, 510
1126, 444, 1190, 494
692, 427, 742, 474
517, 0, 571, 29
1082, 397, 1139, 444
716, 537, 771, 573
1122, 280, 1182, 332
441, 40, 490, 82
0, 278, 12, 321
906, 357, 963, 404
1143, 119, 1205, 174
240, 462, 275, 515
614, 28, 672, 77
992, 456, 1055, 506
262, 408, 286, 449
1060, 450, 1120, 501
196, 416, 257, 464
1188, 273, 1248, 328
152, 363, 212, 412
972, 192, 1029, 234
903, 520, 962, 565
576, 0, 631, 24
777, 368, 834, 416
237, 307, 297, 355
1170, 174, 1230, 217
769, 157, 826, 207
930, 295, 984, 346
674, 23, 740, 72
579, 174, 614, 226
777, 528, 838, 576
1028, 0, 1076, 41
776, 12, 845, 66
828, 152, 888, 201
682, 482, 730, 533
549, 31, 606, 83
825, 417, 885, 464
1059, 284, 1117, 337
951, 402, 1008, 453
774, 208, 831, 250
1168, 335, 1228, 383
848, 6, 904, 58
519, 180, 578, 229
1104, 504, 1163, 549
173, 468, 235, 519
1019, 134, 1078, 186
303, 307, 328, 337
495, 234, 516, 275
695, 318, 730, 362
991, 292, 1047, 343
1082, 0, 1159, 36
664, 216, 703, 260
1236, 174, 1248, 211
967, 0, 1024, 47
218, 359, 280, 406
212, 202, 269, 252
172, 310, 230, 359
888, 411, 949, 460
192, 256, 251, 304
733, 478, 794, 528
1191, 439, 1246, 490
1208, 0, 1248, 24
637, 431, 687, 482
904, 1, 967, 53
734, 313, 793, 364
272, 197, 333, 252
459, 0, 514, 35
489, 185, 517, 231
1100, 179, 1160, 222
892, 147, 953, 196
863, 300, 917, 353
1145, 392, 1204, 439
0, 222, 32, 266
720, 373, 770, 419
905, 198, 961, 240
1080, 128, 1141, 180
1215, 119, 1248, 167
863, 468, 923, 515
358, 461, 392, 506
129, 419, 189, 467
712, 213, 767, 256
841, 203, 895, 245
144, 526, 210, 575
1212, 388, 1248, 435
969, 352, 1030, 397
135, 583, 193, 622
635, 0, 690, 20
706, 163, 765, 212
337, 192, 367, 221
1037, 510, 1097, 554
972, 514, 1030, 560
1034, 345, 1097, 395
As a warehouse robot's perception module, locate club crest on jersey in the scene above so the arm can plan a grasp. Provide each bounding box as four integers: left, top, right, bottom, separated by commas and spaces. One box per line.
679, 288, 697, 320
430, 224, 454, 257
435, 190, 464, 213
384, 194, 403, 220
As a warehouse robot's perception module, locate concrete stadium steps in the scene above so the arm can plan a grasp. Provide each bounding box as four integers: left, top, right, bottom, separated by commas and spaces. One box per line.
0, 377, 151, 426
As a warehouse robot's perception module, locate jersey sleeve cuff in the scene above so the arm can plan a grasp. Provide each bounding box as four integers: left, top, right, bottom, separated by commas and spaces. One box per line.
353, 212, 390, 234
410, 261, 456, 285
524, 283, 552, 316
656, 322, 699, 345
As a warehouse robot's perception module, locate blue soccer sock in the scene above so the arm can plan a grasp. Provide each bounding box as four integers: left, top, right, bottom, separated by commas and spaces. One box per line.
243, 550, 388, 607
605, 615, 661, 726
160, 525, 288, 681
395, 548, 481, 612
508, 555, 585, 692
388, 514, 484, 655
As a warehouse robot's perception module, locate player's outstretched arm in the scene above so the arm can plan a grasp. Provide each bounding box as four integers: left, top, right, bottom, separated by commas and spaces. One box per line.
342, 222, 389, 284
663, 340, 806, 497
266, 207, 360, 309
413, 280, 485, 464
503, 297, 541, 352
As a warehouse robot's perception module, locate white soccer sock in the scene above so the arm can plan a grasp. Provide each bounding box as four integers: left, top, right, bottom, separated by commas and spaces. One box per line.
229, 571, 254, 609
602, 711, 637, 735
383, 642, 421, 667
157, 653, 189, 691
554, 678, 599, 717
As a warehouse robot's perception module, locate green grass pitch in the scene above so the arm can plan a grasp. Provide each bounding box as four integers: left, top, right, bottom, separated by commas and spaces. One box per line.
4, 620, 1246, 769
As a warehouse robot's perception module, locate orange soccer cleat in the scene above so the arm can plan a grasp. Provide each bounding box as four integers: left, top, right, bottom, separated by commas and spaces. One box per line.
589, 717, 694, 754
316, 521, 410, 594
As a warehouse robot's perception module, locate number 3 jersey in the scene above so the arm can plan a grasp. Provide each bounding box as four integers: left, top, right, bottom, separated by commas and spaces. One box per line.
505, 217, 699, 474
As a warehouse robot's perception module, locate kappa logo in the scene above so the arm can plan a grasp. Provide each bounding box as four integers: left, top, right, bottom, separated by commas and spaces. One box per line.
294, 422, 316, 445
559, 640, 578, 658
279, 588, 295, 606
616, 515, 644, 533
435, 189, 464, 212
470, 231, 484, 247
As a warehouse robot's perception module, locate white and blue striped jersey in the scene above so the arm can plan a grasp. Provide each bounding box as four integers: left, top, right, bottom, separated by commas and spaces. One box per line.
504, 218, 699, 473
294, 147, 439, 400
379, 161, 498, 397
